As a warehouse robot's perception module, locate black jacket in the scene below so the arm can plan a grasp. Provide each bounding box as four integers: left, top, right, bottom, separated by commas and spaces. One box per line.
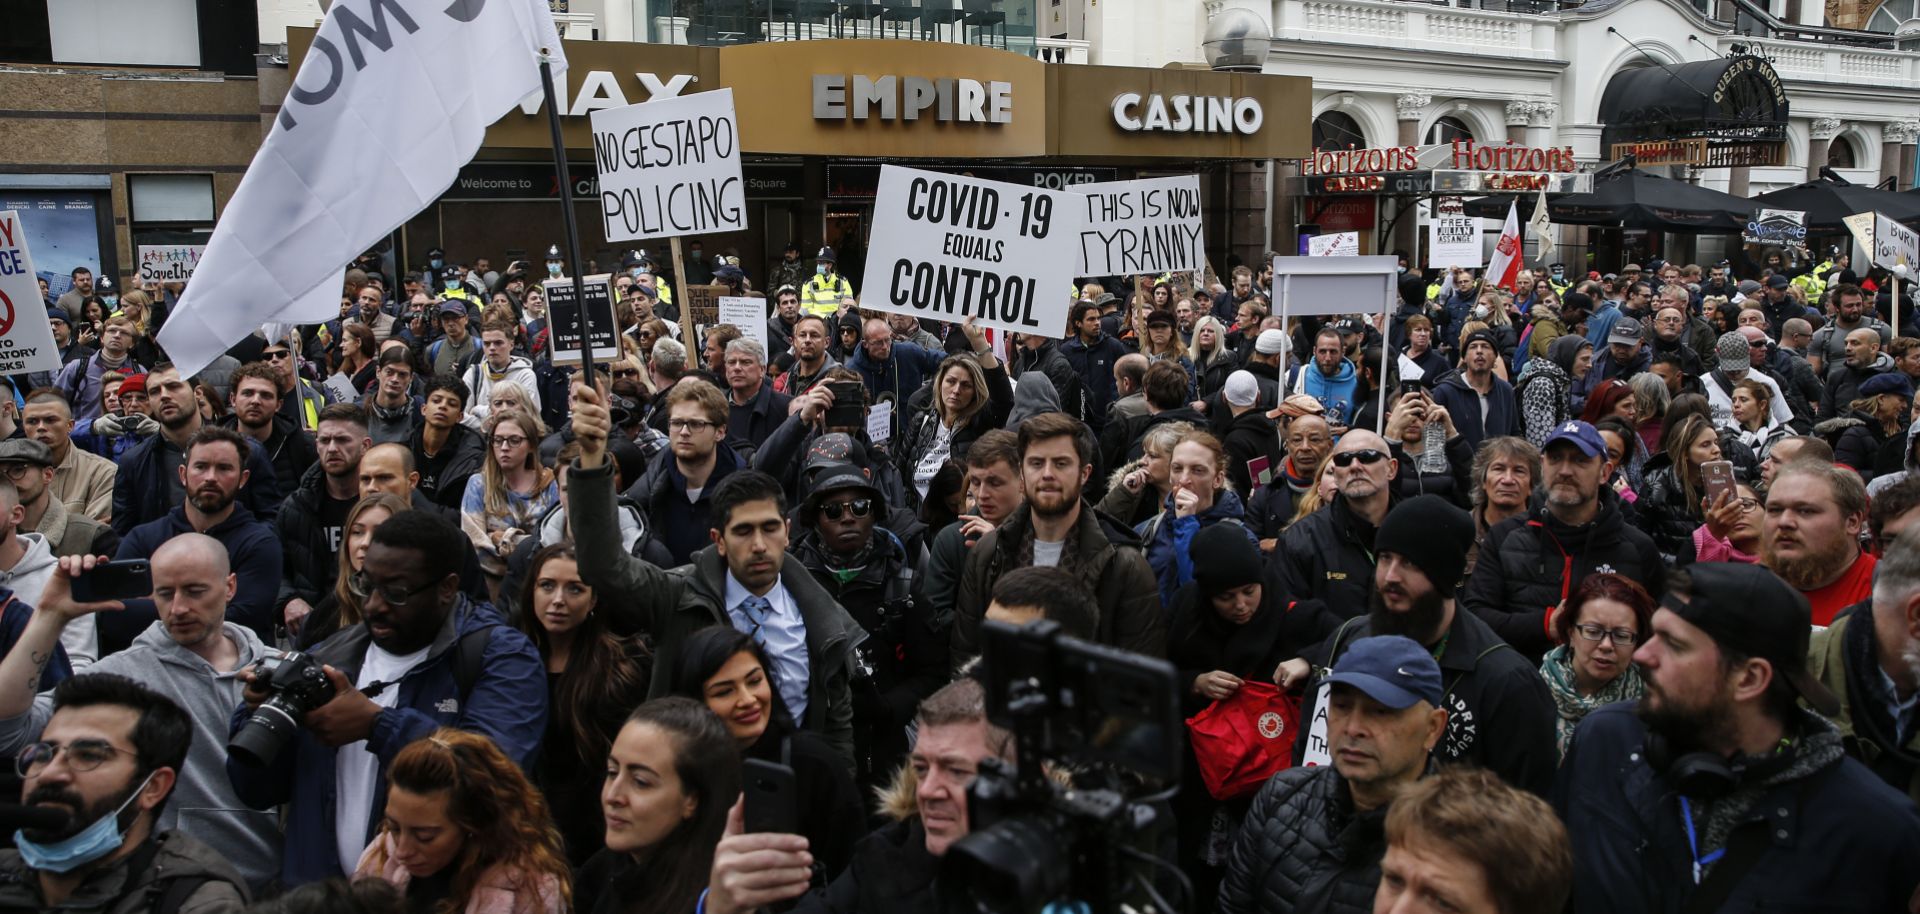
1099, 406, 1208, 478
1819, 409, 1895, 482
1632, 455, 1706, 564
1820, 354, 1893, 418
1220, 407, 1283, 502
726, 381, 794, 460
1217, 766, 1387, 914
1461, 489, 1665, 661
1304, 608, 1559, 796
893, 362, 1014, 508
110, 431, 283, 537
409, 422, 486, 508
791, 818, 940, 914
273, 461, 347, 615
217, 412, 315, 495
1272, 495, 1387, 618
1011, 339, 1087, 423
1387, 434, 1473, 508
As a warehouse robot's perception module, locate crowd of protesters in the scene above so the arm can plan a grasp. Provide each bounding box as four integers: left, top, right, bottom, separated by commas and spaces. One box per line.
0, 242, 1917, 914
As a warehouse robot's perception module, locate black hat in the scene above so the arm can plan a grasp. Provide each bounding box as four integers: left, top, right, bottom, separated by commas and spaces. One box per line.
1663, 563, 1839, 716
546, 244, 563, 259
1189, 525, 1263, 598
1375, 495, 1474, 595
427, 246, 445, 258
620, 251, 644, 270
1461, 329, 1498, 354
817, 246, 837, 262
1145, 309, 1176, 329
785, 241, 801, 253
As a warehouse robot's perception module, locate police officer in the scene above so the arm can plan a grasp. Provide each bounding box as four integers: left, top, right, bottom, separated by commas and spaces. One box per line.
802, 247, 855, 317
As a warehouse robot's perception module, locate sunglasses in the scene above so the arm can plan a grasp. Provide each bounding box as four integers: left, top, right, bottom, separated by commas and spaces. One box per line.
1330, 449, 1388, 468
818, 497, 873, 521
263, 350, 292, 361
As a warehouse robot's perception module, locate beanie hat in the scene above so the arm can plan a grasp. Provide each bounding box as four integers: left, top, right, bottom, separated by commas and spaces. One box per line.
1223, 370, 1259, 408
1255, 329, 1289, 356
1374, 494, 1474, 595
1190, 524, 1263, 599
118, 373, 148, 395
1715, 331, 1750, 374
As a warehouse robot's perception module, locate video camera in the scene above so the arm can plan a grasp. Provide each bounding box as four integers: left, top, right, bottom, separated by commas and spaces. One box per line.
940, 621, 1184, 914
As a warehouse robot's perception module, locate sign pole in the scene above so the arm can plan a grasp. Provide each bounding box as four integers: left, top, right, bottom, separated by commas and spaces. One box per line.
1894, 275, 1902, 339
671, 237, 696, 347
538, 55, 595, 383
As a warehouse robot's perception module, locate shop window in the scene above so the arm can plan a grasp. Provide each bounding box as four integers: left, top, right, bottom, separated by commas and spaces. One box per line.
1425, 115, 1473, 146
1312, 112, 1367, 152
1827, 135, 1859, 169
129, 174, 214, 226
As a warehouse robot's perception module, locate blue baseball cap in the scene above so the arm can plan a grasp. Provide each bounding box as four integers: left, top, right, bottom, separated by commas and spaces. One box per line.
1325, 636, 1443, 710
1542, 419, 1607, 459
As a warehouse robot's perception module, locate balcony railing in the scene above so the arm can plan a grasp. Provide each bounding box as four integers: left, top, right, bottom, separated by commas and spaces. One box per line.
640, 0, 1040, 56
1274, 0, 1558, 59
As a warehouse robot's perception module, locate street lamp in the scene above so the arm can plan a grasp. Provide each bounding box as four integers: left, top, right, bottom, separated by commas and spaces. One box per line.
1203, 7, 1271, 72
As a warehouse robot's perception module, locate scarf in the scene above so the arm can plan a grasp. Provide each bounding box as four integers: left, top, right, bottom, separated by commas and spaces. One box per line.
1539, 645, 1646, 758
1281, 457, 1314, 495
1691, 711, 1847, 869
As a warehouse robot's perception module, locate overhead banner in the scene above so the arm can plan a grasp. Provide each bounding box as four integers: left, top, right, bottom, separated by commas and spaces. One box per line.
1427, 197, 1482, 269
1072, 175, 1205, 277
859, 164, 1082, 337
0, 212, 68, 375
1743, 208, 1807, 248
544, 274, 620, 368
1874, 213, 1917, 271
136, 244, 204, 284
591, 88, 747, 242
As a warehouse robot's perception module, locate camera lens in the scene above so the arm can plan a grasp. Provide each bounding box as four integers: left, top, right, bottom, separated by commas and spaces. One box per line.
228, 701, 300, 768
939, 816, 1069, 914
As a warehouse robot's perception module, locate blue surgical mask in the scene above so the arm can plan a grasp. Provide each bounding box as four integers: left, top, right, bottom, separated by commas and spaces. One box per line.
817, 264, 829, 276
629, 267, 643, 279
429, 258, 444, 269
443, 276, 459, 289
690, 248, 703, 259
16, 772, 154, 874
102, 296, 118, 308
547, 262, 563, 277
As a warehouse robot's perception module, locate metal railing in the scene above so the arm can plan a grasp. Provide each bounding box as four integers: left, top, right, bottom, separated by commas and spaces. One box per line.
639, 0, 1040, 54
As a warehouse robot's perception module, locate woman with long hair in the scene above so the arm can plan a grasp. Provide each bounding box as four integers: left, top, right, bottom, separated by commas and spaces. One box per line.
1821, 380, 1912, 483
1141, 311, 1196, 398
1188, 315, 1237, 397
193, 379, 229, 424
1099, 421, 1191, 528
1636, 413, 1722, 563
339, 322, 379, 393
665, 627, 864, 884
114, 288, 163, 366
1137, 429, 1258, 605
1727, 379, 1786, 465
572, 698, 741, 914
895, 336, 1012, 505
297, 492, 410, 648
354, 728, 571, 913
462, 408, 559, 601
1538, 574, 1652, 759
515, 544, 651, 866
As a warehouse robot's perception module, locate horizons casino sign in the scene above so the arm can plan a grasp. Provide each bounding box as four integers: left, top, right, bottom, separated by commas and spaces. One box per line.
1305, 139, 1578, 176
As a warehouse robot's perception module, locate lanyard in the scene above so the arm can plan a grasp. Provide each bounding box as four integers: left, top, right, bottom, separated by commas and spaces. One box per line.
1679, 796, 1723, 885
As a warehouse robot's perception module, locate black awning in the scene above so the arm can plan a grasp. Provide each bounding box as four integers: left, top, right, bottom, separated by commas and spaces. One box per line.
1599, 55, 1789, 152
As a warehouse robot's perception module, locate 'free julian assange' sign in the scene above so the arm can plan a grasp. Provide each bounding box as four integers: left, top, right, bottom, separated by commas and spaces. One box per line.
590, 88, 747, 242
1073, 175, 1205, 277
860, 165, 1081, 337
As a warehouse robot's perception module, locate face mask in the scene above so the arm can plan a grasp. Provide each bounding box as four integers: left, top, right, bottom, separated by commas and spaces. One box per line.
629, 267, 643, 279
1397, 265, 1407, 275
1472, 306, 1489, 320
547, 262, 563, 277
1552, 269, 1564, 279
429, 258, 444, 269
817, 264, 829, 276
690, 248, 703, 259
443, 277, 459, 289
102, 296, 118, 308
16, 771, 155, 874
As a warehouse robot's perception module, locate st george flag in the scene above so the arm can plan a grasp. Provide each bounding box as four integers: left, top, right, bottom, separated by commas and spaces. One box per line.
1486, 200, 1524, 291
158, 0, 566, 378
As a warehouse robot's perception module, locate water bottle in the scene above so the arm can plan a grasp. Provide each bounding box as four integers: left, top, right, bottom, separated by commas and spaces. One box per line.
1419, 418, 1449, 475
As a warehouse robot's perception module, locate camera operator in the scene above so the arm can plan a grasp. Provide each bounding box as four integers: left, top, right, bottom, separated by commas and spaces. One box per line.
704, 677, 1011, 914
0, 673, 248, 912
1220, 636, 1447, 914
0, 537, 281, 888
224, 510, 547, 888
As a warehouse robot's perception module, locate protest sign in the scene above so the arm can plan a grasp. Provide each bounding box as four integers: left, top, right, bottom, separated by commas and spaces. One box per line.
718, 296, 766, 351
0, 212, 65, 376
1743, 209, 1807, 248
860, 165, 1082, 337
1427, 197, 1482, 269
321, 372, 358, 404
591, 88, 746, 242
1874, 213, 1917, 271
1073, 175, 1205, 276
544, 274, 621, 368
866, 400, 893, 444
1307, 232, 1358, 257
136, 245, 205, 284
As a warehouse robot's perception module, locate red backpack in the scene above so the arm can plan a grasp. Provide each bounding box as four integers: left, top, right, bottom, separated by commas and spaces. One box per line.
1185, 680, 1301, 801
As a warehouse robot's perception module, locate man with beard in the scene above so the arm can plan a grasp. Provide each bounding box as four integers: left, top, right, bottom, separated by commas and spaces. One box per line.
107, 426, 281, 653
1555, 563, 1920, 914
1282, 495, 1557, 795
952, 412, 1162, 669
1272, 429, 1399, 615
1428, 330, 1516, 449
1808, 524, 1920, 803
220, 362, 316, 493
1808, 283, 1891, 376
0, 673, 249, 910
0, 539, 282, 888
274, 404, 371, 642
776, 315, 838, 396
112, 364, 282, 537
1763, 460, 1875, 626
1464, 421, 1664, 661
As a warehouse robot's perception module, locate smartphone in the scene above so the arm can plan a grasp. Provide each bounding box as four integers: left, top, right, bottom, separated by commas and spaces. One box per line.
70, 559, 152, 603
1702, 459, 1737, 506
741, 758, 798, 834
1397, 379, 1428, 401
824, 381, 865, 429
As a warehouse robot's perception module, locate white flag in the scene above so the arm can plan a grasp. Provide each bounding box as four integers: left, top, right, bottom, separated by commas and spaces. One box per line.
1529, 184, 1555, 260
158, 0, 566, 378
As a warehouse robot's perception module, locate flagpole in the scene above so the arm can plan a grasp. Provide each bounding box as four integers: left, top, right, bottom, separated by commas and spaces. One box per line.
538, 53, 595, 384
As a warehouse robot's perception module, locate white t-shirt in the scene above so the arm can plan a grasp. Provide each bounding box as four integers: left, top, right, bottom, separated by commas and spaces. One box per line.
335, 641, 431, 874
1033, 539, 1065, 568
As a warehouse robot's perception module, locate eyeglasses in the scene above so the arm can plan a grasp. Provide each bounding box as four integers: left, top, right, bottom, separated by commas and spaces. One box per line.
669, 418, 717, 433
491, 434, 528, 449
1330, 449, 1388, 468
17, 739, 126, 778
1734, 497, 1762, 511
819, 498, 873, 521
1573, 623, 1636, 646
348, 570, 440, 605
0, 463, 36, 480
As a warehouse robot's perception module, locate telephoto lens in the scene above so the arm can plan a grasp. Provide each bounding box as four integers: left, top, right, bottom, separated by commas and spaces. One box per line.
228, 653, 337, 768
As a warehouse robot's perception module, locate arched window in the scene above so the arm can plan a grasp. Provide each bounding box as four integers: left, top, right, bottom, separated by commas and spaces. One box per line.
1867, 0, 1920, 48
1313, 111, 1366, 152
1828, 134, 1859, 169
1425, 115, 1473, 145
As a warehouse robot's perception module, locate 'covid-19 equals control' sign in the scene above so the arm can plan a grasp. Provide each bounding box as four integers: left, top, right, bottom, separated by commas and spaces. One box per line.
861, 165, 1082, 338
590, 88, 747, 242
0, 212, 63, 376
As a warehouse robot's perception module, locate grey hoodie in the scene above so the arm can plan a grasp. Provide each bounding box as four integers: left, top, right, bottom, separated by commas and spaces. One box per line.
0, 620, 282, 889
1006, 371, 1062, 428
0, 533, 82, 666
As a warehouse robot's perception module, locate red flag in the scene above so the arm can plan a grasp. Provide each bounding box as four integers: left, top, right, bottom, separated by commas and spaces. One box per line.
1486, 200, 1523, 291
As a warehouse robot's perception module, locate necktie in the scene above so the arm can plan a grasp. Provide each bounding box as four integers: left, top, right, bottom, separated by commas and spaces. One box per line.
738, 595, 773, 643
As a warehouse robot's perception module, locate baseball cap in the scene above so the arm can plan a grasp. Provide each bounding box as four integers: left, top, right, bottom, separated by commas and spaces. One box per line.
1334, 317, 1365, 336
1766, 274, 1791, 289
1715, 332, 1750, 374
1146, 309, 1176, 329
1860, 372, 1914, 400
714, 264, 746, 283
1607, 316, 1643, 346
1662, 563, 1839, 716
436, 300, 468, 317
1542, 420, 1607, 459
0, 439, 54, 468
1255, 329, 1289, 355
1325, 635, 1444, 710
1223, 370, 1259, 408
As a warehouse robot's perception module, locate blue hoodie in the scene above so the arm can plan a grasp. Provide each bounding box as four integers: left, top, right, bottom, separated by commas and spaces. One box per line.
1137, 489, 1258, 605
1293, 359, 1361, 427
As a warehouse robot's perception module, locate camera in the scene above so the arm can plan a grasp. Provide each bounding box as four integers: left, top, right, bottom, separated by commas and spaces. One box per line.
940, 621, 1183, 914
229, 652, 337, 768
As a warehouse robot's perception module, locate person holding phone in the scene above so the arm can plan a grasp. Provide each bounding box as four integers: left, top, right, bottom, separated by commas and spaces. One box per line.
1384, 387, 1471, 507
1634, 414, 1723, 564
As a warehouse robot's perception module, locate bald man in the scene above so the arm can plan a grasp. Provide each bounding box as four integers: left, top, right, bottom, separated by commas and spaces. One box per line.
846, 315, 945, 433
1273, 430, 1399, 614
1822, 326, 1894, 417
0, 536, 282, 887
